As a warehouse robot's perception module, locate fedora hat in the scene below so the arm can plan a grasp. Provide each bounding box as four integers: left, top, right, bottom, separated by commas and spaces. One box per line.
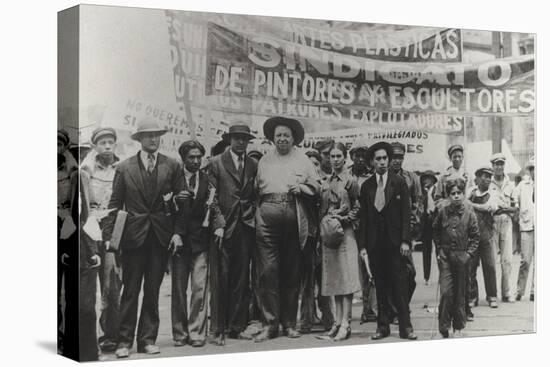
222, 124, 255, 142
263, 116, 305, 145
366, 141, 394, 162
130, 119, 168, 141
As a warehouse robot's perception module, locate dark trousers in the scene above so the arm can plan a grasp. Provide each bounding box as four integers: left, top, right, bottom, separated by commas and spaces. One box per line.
370, 241, 413, 335
469, 238, 497, 303
255, 200, 301, 331
79, 266, 99, 361
98, 247, 122, 347
438, 250, 469, 333
118, 231, 169, 348
422, 218, 434, 282
60, 236, 79, 359
171, 250, 209, 342
299, 238, 317, 329
358, 253, 378, 317
210, 222, 254, 334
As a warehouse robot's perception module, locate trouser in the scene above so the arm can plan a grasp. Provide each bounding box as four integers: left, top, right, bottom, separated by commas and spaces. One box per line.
370, 242, 413, 335
79, 266, 98, 361
358, 247, 377, 317
118, 231, 169, 348
210, 223, 254, 334
469, 237, 497, 303
493, 214, 513, 298
315, 258, 335, 328
255, 199, 301, 331
422, 217, 434, 282
438, 250, 469, 333
299, 237, 317, 329
172, 250, 209, 342
98, 247, 122, 347
516, 230, 535, 297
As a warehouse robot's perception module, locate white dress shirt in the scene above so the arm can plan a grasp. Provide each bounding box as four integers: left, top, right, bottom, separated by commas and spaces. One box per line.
140, 150, 158, 170
376, 172, 388, 189
183, 166, 200, 196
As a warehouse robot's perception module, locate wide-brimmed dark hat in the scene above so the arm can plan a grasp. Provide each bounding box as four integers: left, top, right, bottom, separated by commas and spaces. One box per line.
263, 116, 305, 145
130, 119, 168, 141
420, 170, 439, 183
222, 124, 255, 142
366, 141, 394, 162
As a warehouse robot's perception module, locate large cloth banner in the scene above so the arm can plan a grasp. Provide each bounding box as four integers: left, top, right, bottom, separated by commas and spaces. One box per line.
205, 23, 534, 118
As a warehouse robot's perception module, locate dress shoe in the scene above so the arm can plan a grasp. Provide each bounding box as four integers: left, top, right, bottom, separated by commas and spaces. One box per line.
190, 339, 206, 348
228, 330, 253, 340
254, 328, 277, 343
515, 294, 522, 301
138, 344, 160, 354
115, 346, 130, 359
501, 296, 514, 303
400, 331, 418, 340
360, 311, 377, 324
489, 300, 498, 308
371, 329, 390, 340
333, 325, 351, 341
299, 326, 312, 334
466, 310, 474, 322
315, 324, 340, 340
530, 294, 534, 302
453, 329, 464, 338
174, 338, 188, 347
99, 340, 118, 352
283, 327, 302, 338
440, 329, 449, 338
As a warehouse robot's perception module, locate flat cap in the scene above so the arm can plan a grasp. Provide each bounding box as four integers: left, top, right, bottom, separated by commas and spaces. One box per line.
490, 153, 506, 164
391, 142, 406, 155
475, 166, 494, 176
447, 144, 464, 158
91, 127, 117, 145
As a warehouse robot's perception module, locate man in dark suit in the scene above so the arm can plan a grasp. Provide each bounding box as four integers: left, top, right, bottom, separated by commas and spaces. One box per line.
171, 140, 225, 348
359, 142, 417, 340
207, 124, 258, 345
103, 120, 183, 358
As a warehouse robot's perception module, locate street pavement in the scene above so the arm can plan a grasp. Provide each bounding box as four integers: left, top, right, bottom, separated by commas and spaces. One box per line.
98, 250, 535, 361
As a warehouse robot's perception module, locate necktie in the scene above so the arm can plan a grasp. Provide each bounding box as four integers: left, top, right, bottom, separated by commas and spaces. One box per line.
375, 175, 385, 212
147, 153, 155, 174
189, 173, 196, 192
237, 155, 244, 177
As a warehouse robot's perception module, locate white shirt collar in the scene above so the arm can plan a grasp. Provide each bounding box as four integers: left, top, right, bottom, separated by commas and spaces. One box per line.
140, 150, 158, 169
229, 148, 244, 169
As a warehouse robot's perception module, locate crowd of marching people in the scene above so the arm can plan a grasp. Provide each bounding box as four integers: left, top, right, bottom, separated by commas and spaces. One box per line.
57, 115, 536, 361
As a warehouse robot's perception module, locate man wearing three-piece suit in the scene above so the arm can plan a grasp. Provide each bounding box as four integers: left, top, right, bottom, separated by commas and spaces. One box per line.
207, 124, 258, 346
103, 120, 183, 358
359, 142, 417, 341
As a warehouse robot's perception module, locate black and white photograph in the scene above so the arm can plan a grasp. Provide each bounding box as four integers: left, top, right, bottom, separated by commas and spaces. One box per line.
51, 1, 540, 364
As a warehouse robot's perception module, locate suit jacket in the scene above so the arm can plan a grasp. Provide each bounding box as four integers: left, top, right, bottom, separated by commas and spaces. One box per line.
102, 152, 183, 250
359, 171, 411, 252
174, 170, 224, 254
206, 149, 257, 239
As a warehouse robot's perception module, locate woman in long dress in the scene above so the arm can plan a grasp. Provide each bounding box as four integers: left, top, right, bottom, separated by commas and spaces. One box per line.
318, 142, 361, 341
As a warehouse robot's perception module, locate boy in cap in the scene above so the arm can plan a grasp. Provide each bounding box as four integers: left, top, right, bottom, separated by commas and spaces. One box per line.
514, 157, 535, 302
80, 127, 121, 353
467, 166, 502, 310
435, 144, 470, 201
489, 153, 518, 302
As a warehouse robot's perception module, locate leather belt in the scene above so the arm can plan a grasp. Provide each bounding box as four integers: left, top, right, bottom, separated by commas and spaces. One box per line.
261, 192, 295, 203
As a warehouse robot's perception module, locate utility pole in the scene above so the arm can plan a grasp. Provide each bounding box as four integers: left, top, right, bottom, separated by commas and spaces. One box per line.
491, 31, 512, 154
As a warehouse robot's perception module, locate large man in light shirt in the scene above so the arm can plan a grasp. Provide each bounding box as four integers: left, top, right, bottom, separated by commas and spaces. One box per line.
254, 117, 320, 342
